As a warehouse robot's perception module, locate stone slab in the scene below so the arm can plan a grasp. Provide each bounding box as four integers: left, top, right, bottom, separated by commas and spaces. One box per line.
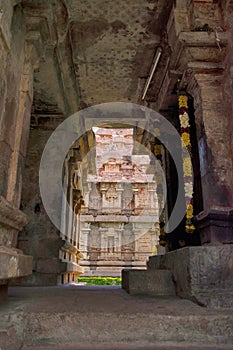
0, 246, 32, 280
82, 268, 122, 277
147, 245, 233, 307
122, 268, 176, 295
21, 344, 233, 350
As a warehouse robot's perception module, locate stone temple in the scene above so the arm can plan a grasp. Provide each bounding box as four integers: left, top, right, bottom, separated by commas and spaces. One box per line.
0, 0, 233, 348
79, 127, 161, 276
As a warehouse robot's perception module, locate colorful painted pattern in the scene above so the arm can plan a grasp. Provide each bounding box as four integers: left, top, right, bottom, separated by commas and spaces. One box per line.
178, 93, 195, 234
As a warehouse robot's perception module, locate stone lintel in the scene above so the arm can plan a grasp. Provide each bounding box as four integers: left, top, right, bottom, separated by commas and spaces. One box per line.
83, 260, 147, 267
178, 63, 223, 90
187, 61, 223, 72
195, 208, 233, 244
0, 195, 28, 231
179, 31, 228, 47
81, 215, 129, 223
80, 214, 157, 224
129, 215, 157, 223
179, 63, 223, 90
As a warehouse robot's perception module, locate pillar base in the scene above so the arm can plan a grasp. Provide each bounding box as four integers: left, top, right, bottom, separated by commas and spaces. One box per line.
147, 245, 233, 308
0, 196, 33, 296
196, 208, 233, 245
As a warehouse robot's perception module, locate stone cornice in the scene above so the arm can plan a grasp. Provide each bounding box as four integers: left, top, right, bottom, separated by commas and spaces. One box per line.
0, 196, 28, 231
148, 0, 229, 109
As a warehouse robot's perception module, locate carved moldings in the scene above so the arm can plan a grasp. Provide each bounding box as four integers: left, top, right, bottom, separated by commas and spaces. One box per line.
196, 208, 233, 244
153, 0, 228, 109
105, 184, 118, 201
60, 240, 84, 277
0, 195, 28, 231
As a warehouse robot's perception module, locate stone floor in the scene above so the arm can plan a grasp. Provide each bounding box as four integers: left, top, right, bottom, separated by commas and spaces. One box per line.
0, 285, 233, 349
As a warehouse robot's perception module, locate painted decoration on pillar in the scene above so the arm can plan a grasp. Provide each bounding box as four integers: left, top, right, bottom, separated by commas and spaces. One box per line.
178, 92, 196, 234
153, 128, 166, 247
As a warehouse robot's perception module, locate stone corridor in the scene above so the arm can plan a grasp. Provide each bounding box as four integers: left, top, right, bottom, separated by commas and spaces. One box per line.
0, 0, 233, 348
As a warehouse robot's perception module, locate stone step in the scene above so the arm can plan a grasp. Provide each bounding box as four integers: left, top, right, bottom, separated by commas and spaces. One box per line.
1, 310, 233, 349
147, 254, 168, 270
1, 286, 233, 349
122, 268, 176, 295
146, 247, 233, 308
21, 342, 233, 350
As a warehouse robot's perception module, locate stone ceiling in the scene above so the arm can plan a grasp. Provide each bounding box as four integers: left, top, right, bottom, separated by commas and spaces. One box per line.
67, 0, 169, 106
24, 0, 171, 118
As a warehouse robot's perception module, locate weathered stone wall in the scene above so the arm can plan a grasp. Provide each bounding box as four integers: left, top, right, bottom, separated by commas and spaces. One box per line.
222, 1, 233, 201
19, 128, 66, 285
0, 2, 71, 288
0, 2, 36, 295
0, 4, 27, 204
19, 119, 93, 285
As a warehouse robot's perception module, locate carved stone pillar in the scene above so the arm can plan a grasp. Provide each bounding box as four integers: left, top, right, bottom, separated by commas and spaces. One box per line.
187, 71, 233, 244
166, 0, 233, 245
0, 197, 33, 297
0, 3, 38, 296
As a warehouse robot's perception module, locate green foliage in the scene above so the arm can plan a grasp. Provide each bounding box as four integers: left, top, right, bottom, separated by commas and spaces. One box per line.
77, 276, 122, 286
152, 246, 157, 255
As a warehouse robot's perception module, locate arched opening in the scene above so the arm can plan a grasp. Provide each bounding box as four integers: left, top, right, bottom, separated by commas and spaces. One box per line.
54, 99, 204, 285
60, 124, 166, 284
